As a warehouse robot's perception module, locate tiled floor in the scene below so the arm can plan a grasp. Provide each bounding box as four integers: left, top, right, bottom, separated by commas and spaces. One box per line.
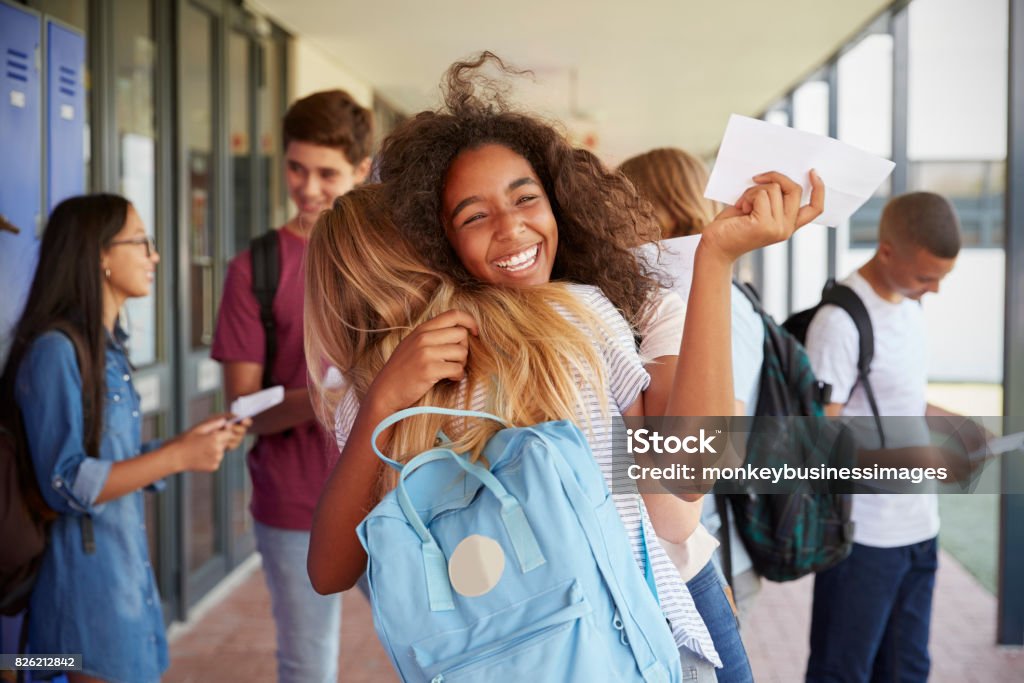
165, 570, 396, 683
743, 550, 1023, 682
167, 550, 1022, 682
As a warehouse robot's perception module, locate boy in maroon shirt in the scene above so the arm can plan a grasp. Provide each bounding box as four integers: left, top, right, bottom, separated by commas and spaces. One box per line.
211, 89, 372, 683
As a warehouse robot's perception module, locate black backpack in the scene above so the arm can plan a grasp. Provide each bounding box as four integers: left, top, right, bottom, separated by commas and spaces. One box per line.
0, 413, 55, 616
715, 282, 857, 584
0, 325, 95, 617
250, 230, 281, 389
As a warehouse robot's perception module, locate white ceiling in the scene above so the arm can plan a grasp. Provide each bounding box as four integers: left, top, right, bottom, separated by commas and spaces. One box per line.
249, 0, 892, 163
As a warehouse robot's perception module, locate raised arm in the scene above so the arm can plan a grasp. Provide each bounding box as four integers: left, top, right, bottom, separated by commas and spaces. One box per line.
307, 396, 392, 593
666, 171, 824, 419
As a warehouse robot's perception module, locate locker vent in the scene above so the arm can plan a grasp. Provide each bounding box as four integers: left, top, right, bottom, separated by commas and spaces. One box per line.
57, 64, 76, 97
6, 48, 29, 83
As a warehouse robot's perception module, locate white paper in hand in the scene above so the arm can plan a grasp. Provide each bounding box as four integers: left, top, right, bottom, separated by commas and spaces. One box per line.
970, 431, 1024, 461
229, 385, 285, 423
704, 114, 895, 227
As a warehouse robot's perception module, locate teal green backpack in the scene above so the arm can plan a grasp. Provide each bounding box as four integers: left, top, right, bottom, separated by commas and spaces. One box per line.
718, 283, 857, 583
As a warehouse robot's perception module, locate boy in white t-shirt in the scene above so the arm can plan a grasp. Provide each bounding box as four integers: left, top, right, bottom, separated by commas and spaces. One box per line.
803, 192, 979, 682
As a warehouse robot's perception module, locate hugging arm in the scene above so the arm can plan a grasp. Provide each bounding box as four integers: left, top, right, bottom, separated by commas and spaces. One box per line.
308, 398, 391, 593
307, 311, 478, 594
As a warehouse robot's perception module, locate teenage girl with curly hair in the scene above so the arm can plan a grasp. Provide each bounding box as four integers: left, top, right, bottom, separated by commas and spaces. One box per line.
308, 53, 823, 680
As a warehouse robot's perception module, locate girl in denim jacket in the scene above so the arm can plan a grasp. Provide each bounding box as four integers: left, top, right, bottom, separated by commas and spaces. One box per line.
0, 194, 249, 683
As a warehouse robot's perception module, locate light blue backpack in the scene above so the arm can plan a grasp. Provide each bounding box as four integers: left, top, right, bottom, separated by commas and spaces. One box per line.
357, 407, 683, 683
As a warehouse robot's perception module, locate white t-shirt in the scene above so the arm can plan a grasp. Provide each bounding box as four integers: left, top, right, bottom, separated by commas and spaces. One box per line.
334, 284, 721, 666
639, 283, 763, 411
638, 290, 686, 361
804, 270, 938, 548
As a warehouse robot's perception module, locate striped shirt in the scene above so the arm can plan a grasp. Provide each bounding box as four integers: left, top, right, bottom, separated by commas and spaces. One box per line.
334, 284, 720, 666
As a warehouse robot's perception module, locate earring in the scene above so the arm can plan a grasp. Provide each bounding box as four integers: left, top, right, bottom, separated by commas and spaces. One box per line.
104, 268, 111, 279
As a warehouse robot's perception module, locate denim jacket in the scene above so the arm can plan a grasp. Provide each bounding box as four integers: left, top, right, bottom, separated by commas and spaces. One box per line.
15, 327, 167, 683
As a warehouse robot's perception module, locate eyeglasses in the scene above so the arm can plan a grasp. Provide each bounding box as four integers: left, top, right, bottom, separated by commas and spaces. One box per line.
109, 235, 158, 258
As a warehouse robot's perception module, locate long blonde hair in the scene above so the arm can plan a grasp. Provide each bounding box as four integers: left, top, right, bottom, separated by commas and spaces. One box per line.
618, 148, 719, 238
305, 185, 611, 496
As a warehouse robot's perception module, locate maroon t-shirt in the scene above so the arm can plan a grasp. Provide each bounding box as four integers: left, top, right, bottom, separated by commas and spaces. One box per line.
211, 227, 331, 530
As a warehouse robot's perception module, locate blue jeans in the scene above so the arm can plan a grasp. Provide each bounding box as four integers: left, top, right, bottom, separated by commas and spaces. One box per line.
807, 538, 938, 683
687, 560, 753, 683
254, 521, 342, 683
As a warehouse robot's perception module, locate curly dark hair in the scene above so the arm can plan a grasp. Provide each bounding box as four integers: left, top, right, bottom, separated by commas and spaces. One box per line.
377, 52, 663, 324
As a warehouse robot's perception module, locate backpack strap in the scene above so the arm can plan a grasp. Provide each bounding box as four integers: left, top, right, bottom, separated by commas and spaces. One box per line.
737, 278, 761, 309
734, 281, 831, 408
374, 407, 545, 612
398, 447, 546, 578
250, 231, 280, 389
733, 280, 761, 312
47, 323, 99, 555
714, 495, 734, 588
821, 284, 886, 447
541, 437, 673, 682
371, 406, 511, 470
637, 504, 660, 605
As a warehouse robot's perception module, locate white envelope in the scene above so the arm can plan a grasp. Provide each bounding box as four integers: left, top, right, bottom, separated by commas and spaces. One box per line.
704, 114, 895, 227
229, 385, 285, 423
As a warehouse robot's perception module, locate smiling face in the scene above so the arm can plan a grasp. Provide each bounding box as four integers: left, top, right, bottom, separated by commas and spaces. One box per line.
285, 141, 370, 228
441, 144, 558, 287
102, 204, 158, 300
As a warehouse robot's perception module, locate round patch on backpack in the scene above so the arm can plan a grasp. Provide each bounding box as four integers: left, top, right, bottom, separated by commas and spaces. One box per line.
448, 534, 505, 597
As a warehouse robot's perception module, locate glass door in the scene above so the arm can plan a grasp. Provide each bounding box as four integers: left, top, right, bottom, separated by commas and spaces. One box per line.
177, 0, 228, 607
224, 15, 257, 563
173, 0, 287, 606
220, 7, 289, 567
108, 0, 183, 621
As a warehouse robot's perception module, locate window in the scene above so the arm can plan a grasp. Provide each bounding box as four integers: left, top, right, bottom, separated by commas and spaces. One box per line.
838, 21, 893, 247
907, 0, 1007, 247
112, 0, 159, 366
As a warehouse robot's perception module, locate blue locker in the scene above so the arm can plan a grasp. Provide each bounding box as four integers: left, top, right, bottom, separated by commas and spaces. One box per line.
46, 19, 85, 212
0, 1, 42, 367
